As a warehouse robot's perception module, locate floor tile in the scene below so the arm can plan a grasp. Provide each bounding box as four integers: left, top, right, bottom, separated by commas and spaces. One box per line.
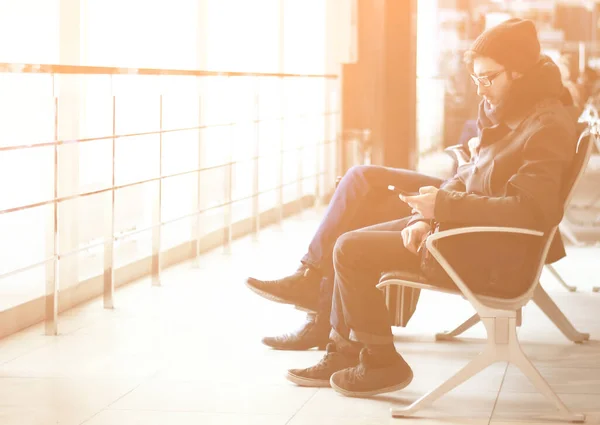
296, 386, 498, 420
0, 209, 598, 425
288, 414, 489, 425
83, 410, 289, 425
109, 380, 318, 415
502, 365, 600, 394
0, 377, 141, 425
492, 391, 600, 423
0, 406, 96, 425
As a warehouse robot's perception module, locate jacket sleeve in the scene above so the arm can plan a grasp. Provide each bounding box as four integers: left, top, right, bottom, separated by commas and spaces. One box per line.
434, 124, 575, 231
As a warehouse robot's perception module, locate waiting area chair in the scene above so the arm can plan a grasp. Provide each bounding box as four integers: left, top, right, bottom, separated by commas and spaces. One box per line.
445, 142, 585, 293
552, 103, 600, 294
377, 126, 596, 421
561, 102, 600, 247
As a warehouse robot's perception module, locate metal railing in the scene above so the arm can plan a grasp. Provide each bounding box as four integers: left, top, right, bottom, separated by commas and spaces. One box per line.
0, 63, 340, 335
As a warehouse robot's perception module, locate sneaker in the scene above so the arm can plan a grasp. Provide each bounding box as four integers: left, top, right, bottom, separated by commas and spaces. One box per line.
330, 347, 413, 397
262, 319, 330, 351
246, 265, 321, 313
287, 343, 359, 387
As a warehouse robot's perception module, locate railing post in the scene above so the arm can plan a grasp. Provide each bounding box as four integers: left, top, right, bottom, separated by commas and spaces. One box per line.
252, 77, 260, 241
193, 93, 203, 267
315, 79, 328, 208
278, 76, 285, 226
223, 110, 233, 253
45, 94, 59, 336
334, 84, 342, 186
151, 94, 163, 286
103, 94, 116, 308
223, 154, 233, 255
297, 79, 304, 213
278, 0, 285, 226
323, 81, 333, 202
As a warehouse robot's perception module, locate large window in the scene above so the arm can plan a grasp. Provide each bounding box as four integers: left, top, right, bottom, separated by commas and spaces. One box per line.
0, 0, 337, 313
0, 0, 60, 309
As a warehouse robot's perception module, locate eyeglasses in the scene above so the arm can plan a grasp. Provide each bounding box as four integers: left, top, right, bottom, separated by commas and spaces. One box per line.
470, 69, 505, 87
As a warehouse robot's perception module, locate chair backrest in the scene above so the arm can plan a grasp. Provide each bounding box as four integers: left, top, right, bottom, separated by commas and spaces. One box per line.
486, 125, 597, 310
562, 126, 597, 207
579, 102, 599, 126
528, 127, 595, 294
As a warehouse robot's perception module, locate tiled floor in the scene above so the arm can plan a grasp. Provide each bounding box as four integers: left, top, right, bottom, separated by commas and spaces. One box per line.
0, 208, 599, 425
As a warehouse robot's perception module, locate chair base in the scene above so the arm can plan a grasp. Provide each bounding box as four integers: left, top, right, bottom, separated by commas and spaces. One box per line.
390, 317, 585, 422
435, 313, 479, 341
533, 286, 590, 343
435, 287, 590, 344
546, 264, 577, 292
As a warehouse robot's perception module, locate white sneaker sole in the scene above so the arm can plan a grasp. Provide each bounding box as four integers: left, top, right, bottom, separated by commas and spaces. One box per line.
330, 370, 414, 398
286, 371, 331, 388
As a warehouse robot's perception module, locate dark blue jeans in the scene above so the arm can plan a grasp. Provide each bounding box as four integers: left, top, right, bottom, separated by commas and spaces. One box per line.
300, 165, 444, 321
330, 217, 419, 344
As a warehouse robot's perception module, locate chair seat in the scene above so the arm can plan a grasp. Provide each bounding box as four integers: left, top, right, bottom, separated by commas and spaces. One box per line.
379, 270, 461, 296
380, 270, 426, 283
379, 270, 525, 312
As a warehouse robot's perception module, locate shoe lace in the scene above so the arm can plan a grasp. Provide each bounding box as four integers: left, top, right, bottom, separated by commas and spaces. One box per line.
345, 363, 366, 384
345, 348, 375, 384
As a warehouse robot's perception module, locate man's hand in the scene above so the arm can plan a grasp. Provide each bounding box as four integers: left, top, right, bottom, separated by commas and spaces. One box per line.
399, 186, 439, 219
401, 221, 431, 255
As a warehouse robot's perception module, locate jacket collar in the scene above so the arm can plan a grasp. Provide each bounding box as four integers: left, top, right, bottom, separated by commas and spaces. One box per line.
504, 112, 527, 130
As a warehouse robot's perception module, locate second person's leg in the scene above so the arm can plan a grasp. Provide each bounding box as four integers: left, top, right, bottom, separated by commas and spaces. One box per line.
287, 217, 421, 388
247, 165, 442, 310
248, 166, 443, 350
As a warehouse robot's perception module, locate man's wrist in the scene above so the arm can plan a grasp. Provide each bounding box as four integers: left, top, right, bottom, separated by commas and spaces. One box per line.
411, 220, 431, 230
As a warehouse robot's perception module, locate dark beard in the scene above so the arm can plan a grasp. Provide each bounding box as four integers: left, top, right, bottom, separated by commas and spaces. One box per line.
476, 55, 567, 134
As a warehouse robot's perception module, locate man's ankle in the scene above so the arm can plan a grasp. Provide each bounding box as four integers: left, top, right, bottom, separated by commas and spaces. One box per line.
330, 329, 363, 357
365, 343, 401, 365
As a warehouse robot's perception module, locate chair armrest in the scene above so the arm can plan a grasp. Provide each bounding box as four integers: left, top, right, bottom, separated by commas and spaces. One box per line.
424, 226, 544, 314
427, 226, 543, 243
444, 144, 470, 167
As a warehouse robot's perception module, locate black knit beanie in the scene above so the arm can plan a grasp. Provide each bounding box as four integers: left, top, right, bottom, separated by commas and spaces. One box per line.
467, 18, 540, 74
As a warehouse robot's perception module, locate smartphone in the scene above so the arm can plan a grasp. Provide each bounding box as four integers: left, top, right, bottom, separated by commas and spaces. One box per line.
388, 185, 419, 197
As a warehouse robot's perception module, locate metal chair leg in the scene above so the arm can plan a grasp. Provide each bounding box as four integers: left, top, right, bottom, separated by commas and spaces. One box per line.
533, 286, 590, 343
545, 264, 577, 292
435, 313, 480, 341
392, 317, 585, 422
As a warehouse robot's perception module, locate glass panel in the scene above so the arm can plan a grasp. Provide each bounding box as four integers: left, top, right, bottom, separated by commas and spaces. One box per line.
0, 0, 59, 310
83, 0, 198, 68
0, 0, 338, 314
0, 0, 59, 63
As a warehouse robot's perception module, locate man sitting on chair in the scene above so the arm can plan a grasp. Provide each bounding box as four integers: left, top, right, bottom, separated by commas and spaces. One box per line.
284, 18, 578, 397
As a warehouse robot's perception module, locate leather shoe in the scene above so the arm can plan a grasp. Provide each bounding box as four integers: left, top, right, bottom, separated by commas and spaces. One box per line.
246, 265, 321, 313
262, 319, 330, 351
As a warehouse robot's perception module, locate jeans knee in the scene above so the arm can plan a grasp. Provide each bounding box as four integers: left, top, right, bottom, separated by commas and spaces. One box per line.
341, 165, 370, 186
333, 231, 362, 267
